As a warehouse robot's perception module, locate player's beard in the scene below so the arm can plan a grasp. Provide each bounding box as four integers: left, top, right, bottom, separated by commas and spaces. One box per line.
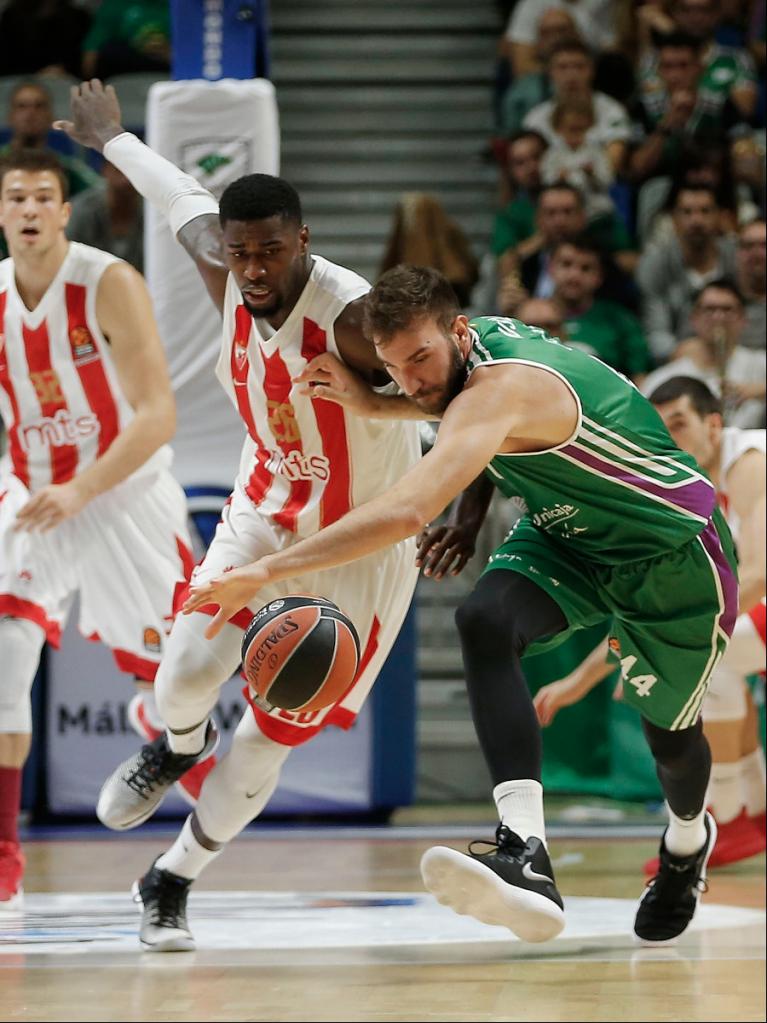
414, 342, 467, 416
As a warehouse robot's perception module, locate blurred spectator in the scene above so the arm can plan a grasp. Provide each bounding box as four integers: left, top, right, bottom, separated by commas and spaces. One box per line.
379, 193, 478, 307
498, 8, 579, 136
523, 40, 632, 176
82, 0, 171, 79
665, 0, 759, 120
734, 218, 766, 349
642, 279, 766, 427
638, 183, 737, 360
629, 31, 747, 182
0, 0, 91, 78
66, 162, 144, 272
493, 129, 549, 243
541, 98, 616, 219
549, 236, 652, 380
637, 139, 758, 244
495, 183, 637, 295
503, 0, 618, 78
515, 296, 568, 338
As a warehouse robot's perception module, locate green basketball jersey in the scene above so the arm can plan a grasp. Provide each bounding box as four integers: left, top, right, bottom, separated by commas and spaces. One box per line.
466, 316, 716, 564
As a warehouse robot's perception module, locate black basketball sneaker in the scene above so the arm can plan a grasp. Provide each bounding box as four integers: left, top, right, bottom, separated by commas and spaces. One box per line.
97, 721, 219, 830
634, 812, 717, 944
420, 825, 565, 943
132, 859, 195, 952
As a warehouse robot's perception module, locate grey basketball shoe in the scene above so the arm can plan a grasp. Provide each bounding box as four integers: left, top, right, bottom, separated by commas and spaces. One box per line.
97, 722, 219, 830
132, 860, 195, 952
420, 824, 565, 943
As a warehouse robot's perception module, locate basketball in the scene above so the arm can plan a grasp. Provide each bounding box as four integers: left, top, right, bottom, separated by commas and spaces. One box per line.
241, 595, 361, 712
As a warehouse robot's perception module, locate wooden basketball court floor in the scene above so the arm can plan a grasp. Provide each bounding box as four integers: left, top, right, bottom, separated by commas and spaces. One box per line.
1, 819, 764, 1023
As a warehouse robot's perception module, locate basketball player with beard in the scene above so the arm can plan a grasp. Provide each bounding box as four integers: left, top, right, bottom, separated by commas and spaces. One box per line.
184, 265, 738, 947
56, 81, 421, 952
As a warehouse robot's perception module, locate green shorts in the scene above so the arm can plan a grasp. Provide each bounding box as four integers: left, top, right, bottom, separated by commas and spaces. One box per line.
484, 509, 738, 730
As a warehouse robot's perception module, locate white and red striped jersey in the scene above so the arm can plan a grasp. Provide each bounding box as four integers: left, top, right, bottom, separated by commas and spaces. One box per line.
717, 427, 766, 541
217, 255, 421, 537
0, 242, 170, 493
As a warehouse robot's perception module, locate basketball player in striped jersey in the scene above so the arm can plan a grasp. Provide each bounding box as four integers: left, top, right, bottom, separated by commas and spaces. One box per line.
184, 266, 738, 947
0, 150, 203, 908
57, 81, 421, 951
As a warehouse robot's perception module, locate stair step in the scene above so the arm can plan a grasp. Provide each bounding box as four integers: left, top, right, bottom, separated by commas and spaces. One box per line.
271, 5, 499, 33
282, 160, 496, 187
272, 56, 493, 84
282, 135, 489, 161
276, 84, 493, 110
272, 33, 493, 60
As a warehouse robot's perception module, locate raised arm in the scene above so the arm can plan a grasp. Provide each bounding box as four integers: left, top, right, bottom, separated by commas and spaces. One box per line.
55, 80, 228, 313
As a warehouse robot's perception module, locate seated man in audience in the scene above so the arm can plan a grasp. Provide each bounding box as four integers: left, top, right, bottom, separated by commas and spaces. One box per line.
67, 161, 145, 272
638, 183, 737, 362
503, 0, 618, 79
642, 280, 766, 429
498, 8, 579, 137
549, 235, 652, 382
0, 81, 101, 258
734, 219, 766, 351
523, 39, 632, 178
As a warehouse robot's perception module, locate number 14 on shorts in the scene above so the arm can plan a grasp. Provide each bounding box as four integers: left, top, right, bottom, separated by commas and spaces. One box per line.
618, 653, 658, 698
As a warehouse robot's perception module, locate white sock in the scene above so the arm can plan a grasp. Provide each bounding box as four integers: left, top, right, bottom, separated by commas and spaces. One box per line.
665, 803, 708, 857
707, 761, 745, 825
155, 814, 223, 880
741, 748, 767, 817
493, 779, 547, 846
167, 719, 209, 755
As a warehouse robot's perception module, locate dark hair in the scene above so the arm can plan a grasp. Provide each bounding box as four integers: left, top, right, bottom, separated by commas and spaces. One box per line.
653, 29, 703, 54
363, 265, 461, 343
668, 181, 718, 210
0, 148, 69, 200
537, 182, 585, 207
551, 232, 605, 266
506, 129, 549, 152
648, 375, 722, 417
548, 38, 592, 62
219, 173, 302, 227
8, 79, 52, 108
675, 141, 736, 215
693, 277, 745, 308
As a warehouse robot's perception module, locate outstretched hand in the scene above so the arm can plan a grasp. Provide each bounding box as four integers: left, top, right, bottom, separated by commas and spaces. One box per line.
293, 352, 379, 416
182, 562, 271, 639
53, 79, 124, 152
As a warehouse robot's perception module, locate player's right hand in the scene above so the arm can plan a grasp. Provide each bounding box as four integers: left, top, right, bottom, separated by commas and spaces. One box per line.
53, 79, 124, 152
416, 522, 477, 579
533, 676, 586, 726
293, 352, 379, 416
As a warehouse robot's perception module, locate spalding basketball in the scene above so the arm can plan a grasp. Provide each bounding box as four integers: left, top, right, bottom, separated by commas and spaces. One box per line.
241, 595, 361, 712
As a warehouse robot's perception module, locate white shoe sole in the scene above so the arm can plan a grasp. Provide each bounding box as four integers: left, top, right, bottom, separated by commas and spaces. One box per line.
131, 880, 195, 953
420, 846, 565, 943
633, 813, 719, 946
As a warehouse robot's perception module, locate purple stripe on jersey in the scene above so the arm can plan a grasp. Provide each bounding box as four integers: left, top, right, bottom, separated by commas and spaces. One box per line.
560, 444, 715, 519
699, 518, 738, 637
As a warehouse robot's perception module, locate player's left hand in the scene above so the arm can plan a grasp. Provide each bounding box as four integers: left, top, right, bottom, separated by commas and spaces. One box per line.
182, 562, 271, 639
14, 481, 88, 533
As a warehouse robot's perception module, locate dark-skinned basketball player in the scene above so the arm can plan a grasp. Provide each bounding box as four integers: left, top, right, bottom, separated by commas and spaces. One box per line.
56, 80, 421, 952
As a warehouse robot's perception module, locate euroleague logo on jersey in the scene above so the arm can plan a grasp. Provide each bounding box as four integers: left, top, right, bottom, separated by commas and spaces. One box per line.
69, 325, 97, 362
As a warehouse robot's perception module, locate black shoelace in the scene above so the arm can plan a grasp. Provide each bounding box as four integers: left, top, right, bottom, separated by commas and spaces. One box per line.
138, 875, 189, 929
468, 824, 527, 858
126, 741, 186, 798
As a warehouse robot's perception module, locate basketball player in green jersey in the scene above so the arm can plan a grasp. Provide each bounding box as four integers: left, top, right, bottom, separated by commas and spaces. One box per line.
184, 265, 738, 946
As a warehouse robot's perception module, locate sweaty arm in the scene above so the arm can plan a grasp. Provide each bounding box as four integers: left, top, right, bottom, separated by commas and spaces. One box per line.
15, 264, 176, 532
184, 363, 578, 634
727, 448, 767, 614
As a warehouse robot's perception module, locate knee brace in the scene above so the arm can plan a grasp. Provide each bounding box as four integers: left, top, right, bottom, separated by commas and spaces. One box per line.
0, 617, 46, 733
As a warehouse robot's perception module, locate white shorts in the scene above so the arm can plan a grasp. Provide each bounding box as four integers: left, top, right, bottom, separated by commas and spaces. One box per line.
182, 481, 419, 746
0, 469, 194, 681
